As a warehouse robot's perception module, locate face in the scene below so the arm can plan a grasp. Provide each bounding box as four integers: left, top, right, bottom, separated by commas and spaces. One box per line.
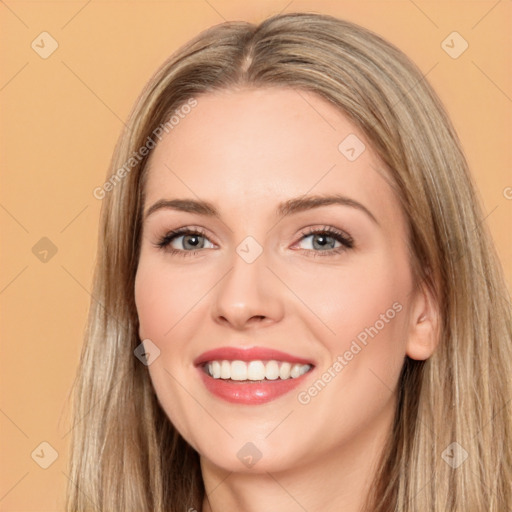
134, 87, 434, 475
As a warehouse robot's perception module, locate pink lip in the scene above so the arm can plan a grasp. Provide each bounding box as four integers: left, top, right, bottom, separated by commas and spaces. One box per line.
193, 346, 314, 367
194, 346, 315, 405
197, 369, 313, 405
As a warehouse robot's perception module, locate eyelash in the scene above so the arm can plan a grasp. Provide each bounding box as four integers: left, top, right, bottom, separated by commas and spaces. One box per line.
154, 226, 354, 258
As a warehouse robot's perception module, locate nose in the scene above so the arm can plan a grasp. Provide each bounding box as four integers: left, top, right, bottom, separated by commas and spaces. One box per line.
211, 244, 284, 330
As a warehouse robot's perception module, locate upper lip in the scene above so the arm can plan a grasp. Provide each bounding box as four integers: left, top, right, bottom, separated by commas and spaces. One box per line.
193, 346, 315, 367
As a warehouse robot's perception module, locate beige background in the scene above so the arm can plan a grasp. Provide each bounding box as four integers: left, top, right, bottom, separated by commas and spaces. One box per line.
1, 1, 510, 510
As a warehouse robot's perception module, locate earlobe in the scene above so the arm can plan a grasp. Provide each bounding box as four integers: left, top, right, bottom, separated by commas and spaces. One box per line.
405, 283, 440, 361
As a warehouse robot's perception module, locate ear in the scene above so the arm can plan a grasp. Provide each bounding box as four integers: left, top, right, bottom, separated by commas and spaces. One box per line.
405, 281, 440, 360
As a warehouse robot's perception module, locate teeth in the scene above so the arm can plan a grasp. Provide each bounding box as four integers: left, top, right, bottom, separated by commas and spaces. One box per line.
279, 362, 291, 380
290, 364, 302, 378
231, 360, 247, 380
211, 361, 221, 378
205, 360, 312, 381
247, 361, 266, 380
265, 360, 280, 380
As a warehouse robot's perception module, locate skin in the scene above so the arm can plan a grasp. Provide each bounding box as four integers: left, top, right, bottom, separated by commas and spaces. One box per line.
134, 87, 439, 512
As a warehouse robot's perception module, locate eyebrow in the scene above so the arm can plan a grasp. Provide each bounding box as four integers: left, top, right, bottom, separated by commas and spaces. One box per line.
144, 193, 379, 226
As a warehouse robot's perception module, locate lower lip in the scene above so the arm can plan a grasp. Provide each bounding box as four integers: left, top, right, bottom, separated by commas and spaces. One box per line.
197, 366, 313, 405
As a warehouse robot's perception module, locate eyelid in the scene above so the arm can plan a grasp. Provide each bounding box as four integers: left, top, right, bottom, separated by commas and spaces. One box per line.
297, 225, 354, 245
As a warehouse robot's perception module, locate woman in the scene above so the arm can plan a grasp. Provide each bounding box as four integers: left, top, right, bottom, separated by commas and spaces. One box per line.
66, 12, 512, 511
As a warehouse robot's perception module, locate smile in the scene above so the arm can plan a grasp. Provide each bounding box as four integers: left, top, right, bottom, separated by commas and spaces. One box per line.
194, 346, 316, 405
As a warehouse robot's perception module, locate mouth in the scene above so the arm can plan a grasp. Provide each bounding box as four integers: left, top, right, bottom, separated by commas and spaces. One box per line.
194, 347, 316, 405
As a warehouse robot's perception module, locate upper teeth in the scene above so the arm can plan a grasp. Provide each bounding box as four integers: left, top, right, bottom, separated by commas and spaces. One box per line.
205, 360, 312, 381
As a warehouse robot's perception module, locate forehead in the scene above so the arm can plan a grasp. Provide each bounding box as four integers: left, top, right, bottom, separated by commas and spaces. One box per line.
143, 87, 399, 224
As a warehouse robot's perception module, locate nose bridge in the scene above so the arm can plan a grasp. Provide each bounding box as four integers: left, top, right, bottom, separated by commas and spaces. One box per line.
212, 235, 282, 327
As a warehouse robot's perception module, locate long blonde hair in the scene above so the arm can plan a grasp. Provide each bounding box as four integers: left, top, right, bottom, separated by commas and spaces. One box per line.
66, 12, 512, 511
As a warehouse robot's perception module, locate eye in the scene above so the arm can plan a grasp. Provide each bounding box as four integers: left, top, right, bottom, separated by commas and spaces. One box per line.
154, 225, 354, 258
294, 226, 354, 257
154, 227, 215, 257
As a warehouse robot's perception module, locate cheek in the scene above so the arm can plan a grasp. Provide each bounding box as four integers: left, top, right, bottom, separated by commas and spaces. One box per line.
134, 259, 203, 442
295, 251, 409, 336
135, 263, 171, 340
289, 257, 411, 446
297, 250, 412, 383
134, 256, 208, 340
